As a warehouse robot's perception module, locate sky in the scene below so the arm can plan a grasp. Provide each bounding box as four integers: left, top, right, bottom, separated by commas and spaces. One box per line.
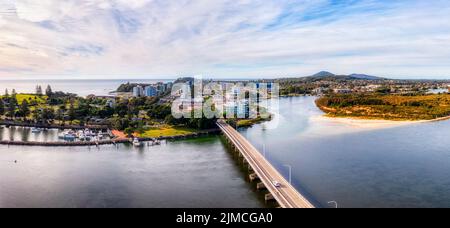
0, 0, 450, 80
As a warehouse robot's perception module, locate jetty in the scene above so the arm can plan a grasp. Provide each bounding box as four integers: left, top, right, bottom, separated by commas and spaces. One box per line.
0, 128, 221, 147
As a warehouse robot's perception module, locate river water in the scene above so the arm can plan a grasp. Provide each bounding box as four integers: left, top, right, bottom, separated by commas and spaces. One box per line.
240, 96, 450, 208
0, 136, 264, 208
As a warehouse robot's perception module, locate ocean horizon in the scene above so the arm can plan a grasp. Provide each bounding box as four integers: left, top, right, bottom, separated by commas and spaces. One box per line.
0, 79, 174, 97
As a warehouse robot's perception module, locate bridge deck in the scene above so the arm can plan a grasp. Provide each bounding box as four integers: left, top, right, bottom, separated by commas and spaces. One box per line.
217, 120, 315, 208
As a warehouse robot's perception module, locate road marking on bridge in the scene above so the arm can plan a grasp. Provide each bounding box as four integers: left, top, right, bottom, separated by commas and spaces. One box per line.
217, 120, 315, 208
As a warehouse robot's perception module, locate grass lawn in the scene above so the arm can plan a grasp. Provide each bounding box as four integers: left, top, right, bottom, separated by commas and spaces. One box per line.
1, 94, 47, 104
237, 116, 271, 127
237, 118, 260, 127
138, 126, 198, 138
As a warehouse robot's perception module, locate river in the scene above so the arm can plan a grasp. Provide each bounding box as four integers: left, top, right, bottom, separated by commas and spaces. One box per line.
0, 137, 264, 208
240, 96, 450, 208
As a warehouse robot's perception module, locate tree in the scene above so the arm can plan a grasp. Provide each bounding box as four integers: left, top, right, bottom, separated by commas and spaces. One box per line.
376, 87, 391, 94
68, 102, 75, 123
124, 127, 135, 137
115, 100, 129, 117
19, 100, 30, 119
36, 85, 43, 95
4, 89, 8, 97
55, 108, 64, 124
45, 85, 53, 96
0, 99, 4, 116
7, 95, 17, 118
32, 108, 40, 122
39, 108, 55, 123
12, 89, 16, 96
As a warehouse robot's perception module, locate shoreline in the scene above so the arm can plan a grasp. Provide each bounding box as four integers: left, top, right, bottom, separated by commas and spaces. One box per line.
314, 114, 450, 130
314, 102, 450, 129
0, 120, 108, 130
0, 126, 221, 147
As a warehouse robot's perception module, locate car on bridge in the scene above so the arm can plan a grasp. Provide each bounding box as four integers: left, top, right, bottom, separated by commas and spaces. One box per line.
273, 181, 282, 188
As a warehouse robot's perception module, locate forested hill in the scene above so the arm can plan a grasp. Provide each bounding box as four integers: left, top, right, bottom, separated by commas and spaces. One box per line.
274, 71, 386, 83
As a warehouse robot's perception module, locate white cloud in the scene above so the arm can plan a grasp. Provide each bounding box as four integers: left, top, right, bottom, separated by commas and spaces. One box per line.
0, 16, 5, 27
15, 0, 56, 22
113, 0, 152, 9
0, 0, 450, 79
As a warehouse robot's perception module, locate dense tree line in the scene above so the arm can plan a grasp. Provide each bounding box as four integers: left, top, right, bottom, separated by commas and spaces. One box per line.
165, 113, 217, 130
1, 85, 218, 132
316, 93, 450, 120
316, 95, 386, 108
280, 85, 314, 95
316, 94, 447, 109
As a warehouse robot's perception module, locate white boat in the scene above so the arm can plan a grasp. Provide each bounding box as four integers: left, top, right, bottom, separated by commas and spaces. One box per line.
133, 138, 143, 147
78, 131, 86, 141
84, 129, 95, 137
65, 134, 76, 140
97, 133, 103, 140
31, 127, 43, 133
58, 130, 77, 140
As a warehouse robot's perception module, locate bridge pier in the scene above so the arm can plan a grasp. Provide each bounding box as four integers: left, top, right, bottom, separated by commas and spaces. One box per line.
249, 173, 259, 182
265, 193, 276, 202
257, 182, 267, 191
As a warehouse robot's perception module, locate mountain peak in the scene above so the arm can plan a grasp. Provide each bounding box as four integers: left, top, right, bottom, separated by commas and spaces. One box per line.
312, 71, 335, 77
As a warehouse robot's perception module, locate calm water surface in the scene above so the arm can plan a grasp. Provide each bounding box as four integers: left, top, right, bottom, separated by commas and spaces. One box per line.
0, 127, 111, 142
0, 136, 264, 208
240, 96, 450, 208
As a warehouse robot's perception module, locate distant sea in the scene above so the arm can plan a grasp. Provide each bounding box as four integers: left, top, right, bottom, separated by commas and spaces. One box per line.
0, 79, 174, 97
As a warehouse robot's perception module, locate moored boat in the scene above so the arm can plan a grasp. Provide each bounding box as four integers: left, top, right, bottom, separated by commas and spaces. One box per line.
133, 138, 143, 147
77, 130, 86, 141
58, 130, 77, 141
31, 127, 43, 133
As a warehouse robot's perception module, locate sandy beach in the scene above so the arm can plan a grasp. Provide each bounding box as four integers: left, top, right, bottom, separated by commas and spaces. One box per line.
299, 115, 425, 138
312, 115, 450, 130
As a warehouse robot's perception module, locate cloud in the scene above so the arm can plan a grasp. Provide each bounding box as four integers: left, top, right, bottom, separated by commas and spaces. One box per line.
113, 0, 152, 9
15, 0, 55, 22
64, 44, 105, 57
112, 9, 141, 35
0, 0, 450, 79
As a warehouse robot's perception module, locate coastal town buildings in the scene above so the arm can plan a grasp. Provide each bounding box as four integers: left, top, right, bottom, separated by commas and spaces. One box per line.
132, 82, 173, 98
145, 86, 158, 97
133, 85, 144, 97
333, 88, 352, 94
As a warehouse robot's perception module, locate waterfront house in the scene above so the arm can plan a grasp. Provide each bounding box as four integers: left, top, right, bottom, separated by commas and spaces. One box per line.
133, 86, 144, 97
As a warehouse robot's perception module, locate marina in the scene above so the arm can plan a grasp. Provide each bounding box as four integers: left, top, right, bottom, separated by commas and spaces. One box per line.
0, 125, 220, 147
0, 125, 109, 143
